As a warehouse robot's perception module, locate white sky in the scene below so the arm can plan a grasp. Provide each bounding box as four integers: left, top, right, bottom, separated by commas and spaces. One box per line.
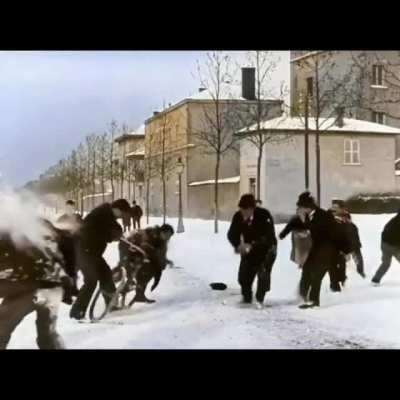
0, 51, 290, 186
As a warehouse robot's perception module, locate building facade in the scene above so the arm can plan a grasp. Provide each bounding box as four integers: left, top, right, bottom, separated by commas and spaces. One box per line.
290, 50, 400, 155
240, 116, 400, 221
144, 78, 282, 220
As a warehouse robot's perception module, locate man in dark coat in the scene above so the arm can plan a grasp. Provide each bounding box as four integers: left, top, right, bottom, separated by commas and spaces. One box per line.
131, 201, 143, 230
69, 199, 131, 320
281, 192, 350, 309
371, 211, 400, 284
227, 194, 277, 308
119, 224, 174, 303
0, 221, 77, 349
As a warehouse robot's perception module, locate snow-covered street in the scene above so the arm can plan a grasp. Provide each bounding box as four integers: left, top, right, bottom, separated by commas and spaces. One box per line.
7, 214, 400, 349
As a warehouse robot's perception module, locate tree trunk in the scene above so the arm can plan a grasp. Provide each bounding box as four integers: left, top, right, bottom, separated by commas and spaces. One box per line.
101, 173, 105, 204
214, 154, 220, 234
315, 60, 321, 206
162, 176, 166, 224
316, 130, 321, 205
80, 191, 84, 215
146, 178, 150, 224
257, 143, 262, 200
305, 94, 310, 190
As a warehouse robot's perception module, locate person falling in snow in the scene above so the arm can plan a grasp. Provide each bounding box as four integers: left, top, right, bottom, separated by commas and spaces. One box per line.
227, 194, 277, 309
118, 224, 175, 304
69, 199, 132, 320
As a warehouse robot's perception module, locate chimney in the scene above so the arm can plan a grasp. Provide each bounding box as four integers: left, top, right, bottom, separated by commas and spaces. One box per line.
242, 67, 256, 100
198, 87, 206, 93
335, 107, 345, 128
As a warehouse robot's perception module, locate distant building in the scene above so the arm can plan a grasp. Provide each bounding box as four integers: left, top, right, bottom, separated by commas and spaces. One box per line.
82, 125, 145, 211
239, 114, 400, 220
290, 50, 400, 156
144, 69, 283, 220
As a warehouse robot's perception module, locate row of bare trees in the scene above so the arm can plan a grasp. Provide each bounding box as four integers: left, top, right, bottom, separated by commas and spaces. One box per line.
36, 120, 144, 214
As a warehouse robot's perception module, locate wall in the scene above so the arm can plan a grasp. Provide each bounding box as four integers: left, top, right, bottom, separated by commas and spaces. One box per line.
187, 183, 240, 220
241, 131, 398, 220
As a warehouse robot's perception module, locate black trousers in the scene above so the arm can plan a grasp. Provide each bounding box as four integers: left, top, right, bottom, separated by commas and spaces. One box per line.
238, 249, 277, 303
70, 239, 116, 317
299, 243, 338, 305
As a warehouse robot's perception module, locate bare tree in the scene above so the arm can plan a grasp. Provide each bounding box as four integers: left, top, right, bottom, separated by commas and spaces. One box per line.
107, 120, 119, 201
147, 105, 180, 224
235, 51, 289, 199
194, 51, 238, 234
291, 51, 362, 204
97, 132, 109, 203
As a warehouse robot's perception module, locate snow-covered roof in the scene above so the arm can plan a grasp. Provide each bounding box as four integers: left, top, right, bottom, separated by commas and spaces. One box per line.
238, 116, 400, 135
290, 51, 324, 63
130, 124, 145, 136
189, 176, 240, 186
187, 84, 276, 102
126, 148, 145, 157
83, 192, 112, 200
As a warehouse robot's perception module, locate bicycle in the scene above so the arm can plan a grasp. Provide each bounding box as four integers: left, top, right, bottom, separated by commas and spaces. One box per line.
88, 238, 149, 322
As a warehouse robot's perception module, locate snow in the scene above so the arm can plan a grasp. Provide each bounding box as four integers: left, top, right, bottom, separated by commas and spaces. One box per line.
7, 213, 400, 349
188, 176, 240, 186
83, 192, 112, 199
290, 51, 324, 63
239, 115, 400, 135
370, 85, 388, 90
126, 148, 145, 157
187, 84, 277, 102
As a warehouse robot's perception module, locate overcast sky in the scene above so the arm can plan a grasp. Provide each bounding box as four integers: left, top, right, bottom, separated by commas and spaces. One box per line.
0, 51, 289, 187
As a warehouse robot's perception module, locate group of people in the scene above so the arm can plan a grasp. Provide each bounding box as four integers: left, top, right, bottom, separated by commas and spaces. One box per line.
0, 198, 173, 349
2, 189, 400, 349
122, 201, 143, 233
228, 191, 373, 309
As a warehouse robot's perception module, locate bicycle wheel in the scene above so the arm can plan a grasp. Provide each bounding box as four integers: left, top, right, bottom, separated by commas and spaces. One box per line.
88, 268, 128, 322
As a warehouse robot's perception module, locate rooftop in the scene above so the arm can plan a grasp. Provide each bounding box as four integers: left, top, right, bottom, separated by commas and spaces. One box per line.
115, 124, 145, 143
145, 84, 281, 124
238, 116, 400, 135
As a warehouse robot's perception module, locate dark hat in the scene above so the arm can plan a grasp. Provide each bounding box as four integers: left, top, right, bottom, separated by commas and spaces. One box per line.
111, 198, 132, 213
210, 282, 227, 291
296, 191, 316, 208
161, 223, 174, 235
238, 194, 256, 209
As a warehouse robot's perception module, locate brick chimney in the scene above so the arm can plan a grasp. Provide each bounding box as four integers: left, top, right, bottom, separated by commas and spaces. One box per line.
242, 67, 256, 100
335, 107, 345, 128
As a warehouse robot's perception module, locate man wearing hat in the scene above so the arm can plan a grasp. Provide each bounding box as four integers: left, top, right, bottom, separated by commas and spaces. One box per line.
227, 194, 277, 308
286, 191, 344, 308
70, 198, 132, 320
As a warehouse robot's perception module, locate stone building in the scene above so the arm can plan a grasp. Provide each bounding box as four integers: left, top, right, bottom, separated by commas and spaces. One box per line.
239, 114, 400, 220
144, 69, 283, 220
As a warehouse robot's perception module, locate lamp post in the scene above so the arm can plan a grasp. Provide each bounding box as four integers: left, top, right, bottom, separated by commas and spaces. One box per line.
176, 158, 185, 233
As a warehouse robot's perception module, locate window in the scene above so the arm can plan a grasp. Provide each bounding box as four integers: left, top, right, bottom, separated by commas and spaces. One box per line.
344, 139, 361, 165
372, 65, 384, 86
372, 111, 386, 125
306, 77, 313, 97
249, 178, 256, 196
